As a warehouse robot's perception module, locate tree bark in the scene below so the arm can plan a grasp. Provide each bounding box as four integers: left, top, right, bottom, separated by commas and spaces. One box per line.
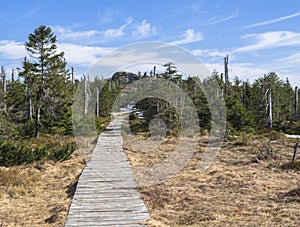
96, 87, 99, 117
268, 86, 272, 128
224, 55, 229, 99
25, 82, 32, 120
34, 103, 41, 138
71, 67, 74, 85
1, 66, 6, 111
84, 75, 88, 115
295, 86, 298, 122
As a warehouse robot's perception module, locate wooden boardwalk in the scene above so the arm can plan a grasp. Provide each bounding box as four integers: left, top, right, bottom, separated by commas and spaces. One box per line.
65, 116, 149, 226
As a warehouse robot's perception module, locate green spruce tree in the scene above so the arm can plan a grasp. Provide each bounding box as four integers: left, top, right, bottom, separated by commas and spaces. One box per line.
23, 25, 72, 137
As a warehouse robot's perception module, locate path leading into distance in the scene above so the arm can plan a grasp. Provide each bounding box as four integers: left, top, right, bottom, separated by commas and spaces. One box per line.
65, 115, 149, 226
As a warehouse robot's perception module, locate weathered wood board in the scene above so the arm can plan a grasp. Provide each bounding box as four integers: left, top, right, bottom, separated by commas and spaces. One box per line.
65, 116, 149, 226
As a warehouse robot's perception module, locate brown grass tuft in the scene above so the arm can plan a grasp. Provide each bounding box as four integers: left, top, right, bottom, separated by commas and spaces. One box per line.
0, 148, 84, 226
125, 135, 300, 226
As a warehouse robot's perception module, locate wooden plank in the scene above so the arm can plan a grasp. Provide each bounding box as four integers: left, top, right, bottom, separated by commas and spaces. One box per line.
66, 220, 146, 227
65, 116, 149, 226
72, 194, 142, 200
67, 214, 149, 221
69, 207, 149, 214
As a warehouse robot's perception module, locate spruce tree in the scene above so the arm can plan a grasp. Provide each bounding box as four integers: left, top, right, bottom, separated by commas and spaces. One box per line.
23, 25, 71, 137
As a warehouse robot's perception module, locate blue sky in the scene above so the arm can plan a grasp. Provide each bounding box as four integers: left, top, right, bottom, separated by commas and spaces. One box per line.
0, 0, 300, 86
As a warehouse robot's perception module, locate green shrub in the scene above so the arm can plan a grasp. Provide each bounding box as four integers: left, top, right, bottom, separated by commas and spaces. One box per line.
95, 116, 111, 134
240, 126, 256, 134
47, 142, 76, 162
23, 119, 35, 138
0, 139, 76, 166
234, 132, 252, 146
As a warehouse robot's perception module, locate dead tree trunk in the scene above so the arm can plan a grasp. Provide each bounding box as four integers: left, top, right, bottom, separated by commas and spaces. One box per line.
83, 75, 88, 116
224, 55, 229, 99
11, 68, 15, 83
25, 82, 32, 120
71, 67, 74, 85
96, 87, 99, 117
220, 73, 224, 96
34, 103, 41, 138
295, 86, 298, 122
1, 66, 6, 111
267, 85, 273, 129
34, 84, 43, 138
180, 94, 185, 117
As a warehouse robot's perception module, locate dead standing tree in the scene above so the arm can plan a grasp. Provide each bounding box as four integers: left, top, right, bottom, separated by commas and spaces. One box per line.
1, 66, 6, 111
295, 86, 298, 122
224, 55, 229, 99
267, 85, 273, 129
83, 75, 91, 116
261, 83, 273, 129
96, 86, 99, 117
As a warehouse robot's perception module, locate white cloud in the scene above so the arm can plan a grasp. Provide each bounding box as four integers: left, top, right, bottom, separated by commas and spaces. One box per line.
0, 40, 26, 60
133, 20, 156, 38
97, 7, 120, 24
205, 61, 299, 86
52, 18, 133, 44
192, 48, 229, 58
51, 25, 104, 44
86, 42, 211, 78
280, 52, 300, 64
57, 43, 114, 66
104, 17, 133, 39
52, 26, 102, 40
204, 7, 239, 26
206, 62, 267, 82
245, 11, 300, 29
0, 39, 115, 70
234, 31, 300, 53
54, 18, 155, 43
171, 29, 203, 45
0, 39, 116, 78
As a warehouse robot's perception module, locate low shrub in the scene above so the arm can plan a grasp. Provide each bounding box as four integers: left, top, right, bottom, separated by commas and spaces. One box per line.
95, 116, 111, 134
0, 139, 76, 166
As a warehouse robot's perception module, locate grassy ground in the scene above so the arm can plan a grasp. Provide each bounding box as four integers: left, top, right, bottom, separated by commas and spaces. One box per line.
0, 149, 85, 226
123, 135, 300, 226
0, 117, 110, 227
0, 133, 299, 226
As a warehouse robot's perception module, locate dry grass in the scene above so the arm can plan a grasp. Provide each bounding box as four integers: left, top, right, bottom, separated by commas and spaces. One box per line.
1, 135, 299, 226
0, 149, 85, 226
124, 136, 300, 226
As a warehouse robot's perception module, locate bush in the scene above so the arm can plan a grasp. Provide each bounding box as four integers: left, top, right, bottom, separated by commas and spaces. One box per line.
272, 121, 300, 135
240, 126, 256, 134
234, 132, 252, 146
47, 143, 76, 162
23, 119, 35, 138
95, 116, 111, 134
0, 139, 76, 166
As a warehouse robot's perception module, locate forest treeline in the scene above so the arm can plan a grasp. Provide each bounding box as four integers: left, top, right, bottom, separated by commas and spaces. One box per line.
0, 25, 299, 142
108, 65, 300, 137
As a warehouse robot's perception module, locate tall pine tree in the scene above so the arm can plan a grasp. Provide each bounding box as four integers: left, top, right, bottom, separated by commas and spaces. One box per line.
22, 25, 72, 137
